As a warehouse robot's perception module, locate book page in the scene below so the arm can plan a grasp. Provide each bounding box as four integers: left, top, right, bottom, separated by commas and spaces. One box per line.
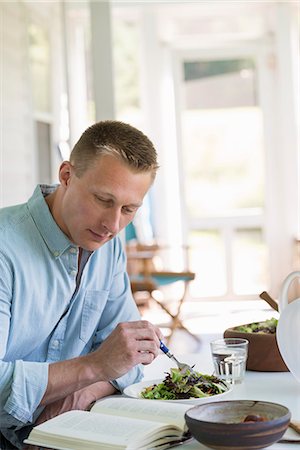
25, 410, 183, 450
91, 397, 190, 430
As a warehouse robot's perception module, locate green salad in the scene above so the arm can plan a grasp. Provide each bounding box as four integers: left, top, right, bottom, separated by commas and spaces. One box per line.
235, 317, 278, 334
140, 368, 228, 400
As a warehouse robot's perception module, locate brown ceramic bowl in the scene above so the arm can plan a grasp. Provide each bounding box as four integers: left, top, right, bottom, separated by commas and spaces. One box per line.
224, 325, 289, 372
185, 400, 291, 450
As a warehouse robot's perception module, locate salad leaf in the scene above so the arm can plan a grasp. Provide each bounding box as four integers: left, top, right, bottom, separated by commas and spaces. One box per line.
140, 368, 228, 400
235, 317, 278, 334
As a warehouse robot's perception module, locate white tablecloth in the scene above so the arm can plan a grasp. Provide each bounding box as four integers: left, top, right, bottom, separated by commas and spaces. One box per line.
143, 350, 300, 449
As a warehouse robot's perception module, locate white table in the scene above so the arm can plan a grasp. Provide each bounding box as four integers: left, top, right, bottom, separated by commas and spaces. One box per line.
143, 350, 300, 449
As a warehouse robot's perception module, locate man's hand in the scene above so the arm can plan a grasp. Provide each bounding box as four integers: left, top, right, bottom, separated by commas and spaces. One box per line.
88, 320, 163, 380
37, 381, 117, 426
24, 382, 117, 450
41, 320, 163, 407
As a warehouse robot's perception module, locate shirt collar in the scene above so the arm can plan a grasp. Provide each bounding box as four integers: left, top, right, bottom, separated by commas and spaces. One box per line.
27, 184, 75, 258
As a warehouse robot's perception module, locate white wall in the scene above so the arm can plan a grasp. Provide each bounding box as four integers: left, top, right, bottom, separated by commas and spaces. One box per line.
0, 1, 37, 207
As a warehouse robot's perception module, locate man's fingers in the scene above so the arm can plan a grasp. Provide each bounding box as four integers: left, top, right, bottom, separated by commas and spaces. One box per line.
91, 320, 165, 381
122, 320, 163, 338
120, 320, 163, 346
139, 351, 156, 365
136, 339, 160, 356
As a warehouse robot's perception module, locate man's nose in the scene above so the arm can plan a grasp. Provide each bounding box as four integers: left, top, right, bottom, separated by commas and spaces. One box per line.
103, 208, 121, 234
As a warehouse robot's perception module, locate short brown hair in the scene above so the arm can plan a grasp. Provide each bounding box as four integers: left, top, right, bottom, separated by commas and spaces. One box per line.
70, 120, 159, 178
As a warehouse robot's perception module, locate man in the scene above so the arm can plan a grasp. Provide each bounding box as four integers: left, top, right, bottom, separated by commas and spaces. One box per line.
0, 121, 163, 449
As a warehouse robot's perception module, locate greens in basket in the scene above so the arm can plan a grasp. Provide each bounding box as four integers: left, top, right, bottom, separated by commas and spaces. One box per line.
140, 368, 228, 400
234, 317, 278, 334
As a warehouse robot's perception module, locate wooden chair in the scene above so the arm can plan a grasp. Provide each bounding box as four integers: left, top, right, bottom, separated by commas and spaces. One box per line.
125, 223, 197, 342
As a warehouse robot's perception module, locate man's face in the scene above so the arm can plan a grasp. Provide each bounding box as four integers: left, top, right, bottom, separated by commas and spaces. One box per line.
57, 154, 153, 251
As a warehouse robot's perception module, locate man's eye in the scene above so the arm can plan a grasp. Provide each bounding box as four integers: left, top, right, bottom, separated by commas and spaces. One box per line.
122, 206, 137, 215
96, 196, 110, 204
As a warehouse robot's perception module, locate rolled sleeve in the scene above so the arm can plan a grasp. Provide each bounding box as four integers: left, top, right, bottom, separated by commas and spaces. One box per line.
4, 360, 49, 423
113, 364, 144, 392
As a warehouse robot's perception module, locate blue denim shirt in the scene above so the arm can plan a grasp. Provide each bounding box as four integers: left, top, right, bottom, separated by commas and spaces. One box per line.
0, 185, 142, 435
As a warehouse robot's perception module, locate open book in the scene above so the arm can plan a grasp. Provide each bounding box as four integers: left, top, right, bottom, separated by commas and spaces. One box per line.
24, 396, 192, 450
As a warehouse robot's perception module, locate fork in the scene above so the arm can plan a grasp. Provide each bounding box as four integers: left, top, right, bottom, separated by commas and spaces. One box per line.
160, 341, 195, 374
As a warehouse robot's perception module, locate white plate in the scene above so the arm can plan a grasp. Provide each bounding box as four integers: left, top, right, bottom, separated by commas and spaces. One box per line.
123, 378, 233, 404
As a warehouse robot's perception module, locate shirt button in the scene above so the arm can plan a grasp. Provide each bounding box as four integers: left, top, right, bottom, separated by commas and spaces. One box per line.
53, 251, 60, 257
52, 340, 59, 348
69, 247, 77, 254
70, 269, 77, 276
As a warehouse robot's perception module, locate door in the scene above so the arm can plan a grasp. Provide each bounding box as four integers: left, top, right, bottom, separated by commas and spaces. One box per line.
174, 46, 269, 300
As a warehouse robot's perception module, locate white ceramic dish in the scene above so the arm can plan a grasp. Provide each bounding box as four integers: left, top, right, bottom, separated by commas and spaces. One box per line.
277, 271, 300, 384
277, 299, 300, 384
123, 378, 233, 404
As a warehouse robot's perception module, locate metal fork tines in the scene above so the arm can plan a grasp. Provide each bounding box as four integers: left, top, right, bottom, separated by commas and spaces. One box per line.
160, 341, 195, 374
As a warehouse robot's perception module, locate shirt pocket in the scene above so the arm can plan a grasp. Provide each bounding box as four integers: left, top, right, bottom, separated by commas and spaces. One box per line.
80, 290, 109, 343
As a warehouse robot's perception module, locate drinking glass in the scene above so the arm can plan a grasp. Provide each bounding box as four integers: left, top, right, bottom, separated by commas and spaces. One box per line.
210, 338, 249, 384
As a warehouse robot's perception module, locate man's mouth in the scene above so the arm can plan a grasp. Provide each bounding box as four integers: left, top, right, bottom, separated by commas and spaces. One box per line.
89, 229, 113, 242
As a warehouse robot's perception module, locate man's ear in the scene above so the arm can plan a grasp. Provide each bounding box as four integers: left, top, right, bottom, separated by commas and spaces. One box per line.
59, 161, 73, 187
